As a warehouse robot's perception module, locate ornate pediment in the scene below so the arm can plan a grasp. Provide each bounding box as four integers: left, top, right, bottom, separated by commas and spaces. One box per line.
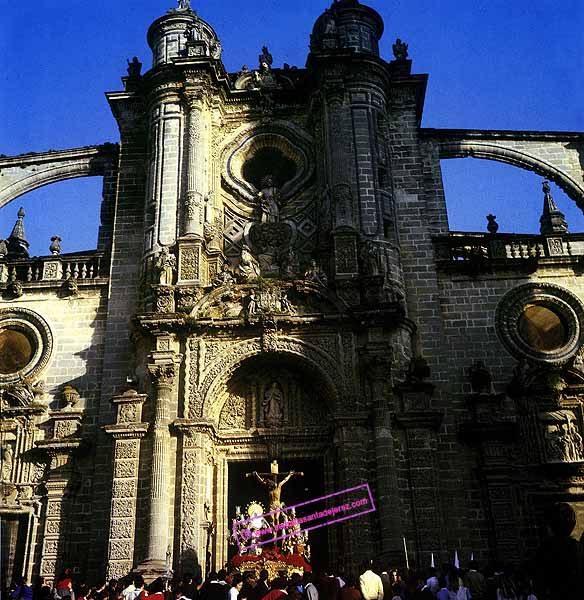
189, 280, 346, 321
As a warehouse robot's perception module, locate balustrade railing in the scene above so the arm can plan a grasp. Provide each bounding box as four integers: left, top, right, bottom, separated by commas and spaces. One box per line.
0, 252, 107, 284
433, 232, 584, 266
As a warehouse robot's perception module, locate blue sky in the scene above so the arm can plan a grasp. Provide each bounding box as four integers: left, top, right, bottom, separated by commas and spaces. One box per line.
1, 0, 583, 256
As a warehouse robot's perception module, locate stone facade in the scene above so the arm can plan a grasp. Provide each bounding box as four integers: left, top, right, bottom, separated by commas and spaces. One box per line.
1, 0, 584, 585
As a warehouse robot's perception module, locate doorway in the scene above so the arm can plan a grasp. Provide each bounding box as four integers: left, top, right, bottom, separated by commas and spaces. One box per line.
227, 458, 329, 569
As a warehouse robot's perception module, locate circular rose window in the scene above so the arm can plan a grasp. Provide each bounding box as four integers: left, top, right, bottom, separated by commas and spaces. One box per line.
518, 304, 568, 352
0, 308, 53, 383
497, 284, 584, 364
0, 328, 35, 375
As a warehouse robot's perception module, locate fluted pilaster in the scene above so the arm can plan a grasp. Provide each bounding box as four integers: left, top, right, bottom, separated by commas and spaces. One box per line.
183, 87, 208, 237
145, 355, 180, 563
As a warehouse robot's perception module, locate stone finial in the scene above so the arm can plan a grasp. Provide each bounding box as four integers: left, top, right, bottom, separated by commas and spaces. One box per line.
126, 56, 142, 78
259, 46, 273, 71
7, 207, 30, 258
540, 180, 568, 235
50, 236, 62, 255
0, 239, 7, 257
392, 38, 409, 61
486, 214, 499, 234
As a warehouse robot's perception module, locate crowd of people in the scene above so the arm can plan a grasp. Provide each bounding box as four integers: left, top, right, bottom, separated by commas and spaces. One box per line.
7, 561, 543, 600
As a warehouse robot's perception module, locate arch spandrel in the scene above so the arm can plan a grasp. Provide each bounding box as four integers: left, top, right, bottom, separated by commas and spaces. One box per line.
192, 335, 348, 421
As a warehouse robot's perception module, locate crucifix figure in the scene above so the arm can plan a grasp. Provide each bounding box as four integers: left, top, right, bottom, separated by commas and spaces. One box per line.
246, 460, 303, 543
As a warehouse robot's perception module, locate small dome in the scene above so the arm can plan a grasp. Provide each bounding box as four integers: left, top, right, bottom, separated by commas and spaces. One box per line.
310, 0, 384, 56
147, 3, 221, 68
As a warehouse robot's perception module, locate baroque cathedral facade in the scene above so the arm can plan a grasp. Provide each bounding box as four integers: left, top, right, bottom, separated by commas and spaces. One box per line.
2, 0, 584, 585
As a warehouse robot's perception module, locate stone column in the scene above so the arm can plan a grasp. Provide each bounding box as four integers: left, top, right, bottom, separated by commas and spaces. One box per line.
367, 357, 403, 564
182, 86, 207, 238
141, 352, 181, 573
174, 421, 215, 577
103, 390, 148, 580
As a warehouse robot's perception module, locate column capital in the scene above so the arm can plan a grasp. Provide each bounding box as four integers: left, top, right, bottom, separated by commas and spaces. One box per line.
147, 352, 182, 387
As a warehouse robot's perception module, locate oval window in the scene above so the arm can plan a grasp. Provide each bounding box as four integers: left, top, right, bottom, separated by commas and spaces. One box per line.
0, 328, 35, 375
518, 304, 567, 352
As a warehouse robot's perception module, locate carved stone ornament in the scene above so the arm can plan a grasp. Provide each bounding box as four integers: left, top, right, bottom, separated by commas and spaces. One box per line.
61, 276, 78, 297
154, 285, 175, 313
191, 281, 341, 321
1, 378, 46, 408
149, 363, 176, 386
61, 384, 80, 409
6, 279, 24, 299
219, 394, 247, 430
540, 410, 584, 463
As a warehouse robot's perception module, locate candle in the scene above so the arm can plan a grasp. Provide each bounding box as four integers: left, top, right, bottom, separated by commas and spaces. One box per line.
403, 537, 409, 569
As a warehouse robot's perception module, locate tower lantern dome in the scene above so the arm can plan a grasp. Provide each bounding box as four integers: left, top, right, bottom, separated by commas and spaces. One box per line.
310, 0, 384, 56
147, 0, 221, 68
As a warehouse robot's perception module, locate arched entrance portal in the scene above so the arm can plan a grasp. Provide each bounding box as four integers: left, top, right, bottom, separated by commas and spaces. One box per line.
211, 352, 336, 571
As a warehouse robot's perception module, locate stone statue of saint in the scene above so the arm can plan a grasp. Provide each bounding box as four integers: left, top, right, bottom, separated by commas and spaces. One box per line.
238, 244, 261, 281
304, 259, 328, 286
259, 46, 273, 72
1, 444, 13, 481
392, 38, 409, 61
212, 262, 235, 288
361, 240, 383, 276
155, 247, 176, 286
258, 176, 281, 223
126, 57, 142, 78
262, 382, 284, 427
177, 0, 192, 11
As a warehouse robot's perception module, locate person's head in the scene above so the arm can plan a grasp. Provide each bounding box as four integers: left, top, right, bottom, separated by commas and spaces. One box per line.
133, 576, 145, 590
359, 560, 371, 575
271, 578, 287, 591
149, 579, 164, 595
290, 573, 302, 587
207, 572, 218, 582
468, 560, 479, 571
259, 570, 269, 583
303, 573, 313, 585
217, 570, 228, 582
231, 575, 243, 590
287, 587, 301, 600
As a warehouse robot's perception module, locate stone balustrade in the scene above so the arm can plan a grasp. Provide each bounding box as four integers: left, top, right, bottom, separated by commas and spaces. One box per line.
0, 251, 107, 285
433, 231, 584, 267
